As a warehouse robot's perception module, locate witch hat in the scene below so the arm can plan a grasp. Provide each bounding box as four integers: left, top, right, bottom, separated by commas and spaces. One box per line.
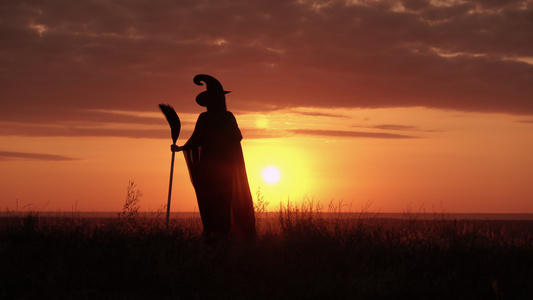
193, 74, 230, 107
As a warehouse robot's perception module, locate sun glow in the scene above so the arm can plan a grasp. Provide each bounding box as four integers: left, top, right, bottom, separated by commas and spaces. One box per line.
242, 138, 315, 211
255, 116, 269, 128
262, 166, 280, 183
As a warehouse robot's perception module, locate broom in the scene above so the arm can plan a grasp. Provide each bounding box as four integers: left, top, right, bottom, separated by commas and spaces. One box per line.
159, 103, 181, 230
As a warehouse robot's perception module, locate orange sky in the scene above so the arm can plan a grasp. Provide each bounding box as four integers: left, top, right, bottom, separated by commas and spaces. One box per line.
1, 0, 533, 213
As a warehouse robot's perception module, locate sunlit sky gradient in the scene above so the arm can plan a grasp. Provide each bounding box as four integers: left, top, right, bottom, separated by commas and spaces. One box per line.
1, 0, 533, 213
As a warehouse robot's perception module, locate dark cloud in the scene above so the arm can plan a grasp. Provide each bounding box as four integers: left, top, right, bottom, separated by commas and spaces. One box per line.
0, 108, 172, 125
0, 122, 188, 140
290, 109, 350, 118
1, 0, 532, 137
369, 124, 419, 131
359, 124, 440, 132
0, 108, 198, 139
0, 151, 79, 161
291, 129, 418, 139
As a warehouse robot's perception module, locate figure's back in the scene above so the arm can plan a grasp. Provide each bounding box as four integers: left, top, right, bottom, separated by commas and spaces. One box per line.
195, 110, 242, 155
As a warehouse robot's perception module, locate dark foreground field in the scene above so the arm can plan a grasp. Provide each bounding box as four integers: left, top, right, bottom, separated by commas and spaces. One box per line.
1, 209, 532, 299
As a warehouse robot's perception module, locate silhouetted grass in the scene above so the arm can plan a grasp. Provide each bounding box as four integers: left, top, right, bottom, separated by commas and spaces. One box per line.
1, 205, 532, 299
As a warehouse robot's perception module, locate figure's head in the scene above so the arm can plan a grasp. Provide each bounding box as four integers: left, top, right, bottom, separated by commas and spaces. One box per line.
193, 74, 230, 111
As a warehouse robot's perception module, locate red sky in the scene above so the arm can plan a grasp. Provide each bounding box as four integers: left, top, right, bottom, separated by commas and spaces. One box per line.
1, 0, 533, 213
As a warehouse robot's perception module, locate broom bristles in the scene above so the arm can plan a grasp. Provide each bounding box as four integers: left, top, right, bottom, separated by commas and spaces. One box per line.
159, 103, 181, 144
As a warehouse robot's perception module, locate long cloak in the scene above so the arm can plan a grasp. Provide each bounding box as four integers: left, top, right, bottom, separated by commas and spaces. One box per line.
182, 111, 256, 239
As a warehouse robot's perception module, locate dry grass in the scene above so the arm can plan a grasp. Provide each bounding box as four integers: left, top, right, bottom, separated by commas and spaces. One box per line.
1, 202, 532, 299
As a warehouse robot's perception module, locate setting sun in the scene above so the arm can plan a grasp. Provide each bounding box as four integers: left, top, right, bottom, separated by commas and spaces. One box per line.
262, 166, 280, 184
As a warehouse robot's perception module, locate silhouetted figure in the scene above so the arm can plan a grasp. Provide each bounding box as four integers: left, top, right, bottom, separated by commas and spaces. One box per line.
172, 74, 256, 241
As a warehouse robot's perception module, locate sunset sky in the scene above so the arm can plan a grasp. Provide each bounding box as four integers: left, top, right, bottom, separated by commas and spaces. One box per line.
1, 0, 533, 214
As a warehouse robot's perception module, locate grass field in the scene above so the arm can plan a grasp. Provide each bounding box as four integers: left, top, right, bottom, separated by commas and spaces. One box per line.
1, 203, 532, 299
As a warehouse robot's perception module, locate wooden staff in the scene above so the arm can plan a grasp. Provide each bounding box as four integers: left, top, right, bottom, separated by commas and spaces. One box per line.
158, 104, 181, 230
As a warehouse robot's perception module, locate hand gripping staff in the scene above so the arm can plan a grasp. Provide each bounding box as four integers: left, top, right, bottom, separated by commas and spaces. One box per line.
159, 104, 181, 230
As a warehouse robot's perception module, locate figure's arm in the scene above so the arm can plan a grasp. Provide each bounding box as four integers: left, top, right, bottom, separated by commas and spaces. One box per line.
172, 113, 206, 152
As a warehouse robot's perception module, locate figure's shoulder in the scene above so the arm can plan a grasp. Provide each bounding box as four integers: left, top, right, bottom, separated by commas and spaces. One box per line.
224, 110, 236, 119
224, 111, 238, 124
197, 111, 210, 120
